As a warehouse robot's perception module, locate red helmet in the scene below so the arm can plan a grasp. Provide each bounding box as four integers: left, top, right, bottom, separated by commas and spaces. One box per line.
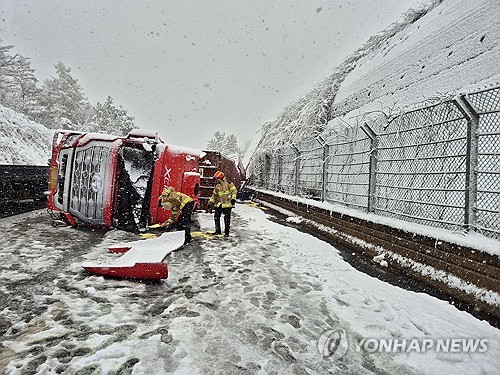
213, 171, 225, 180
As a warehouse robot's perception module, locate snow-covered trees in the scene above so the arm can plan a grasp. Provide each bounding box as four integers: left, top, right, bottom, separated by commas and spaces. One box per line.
36, 64, 135, 134
206, 131, 244, 158
0, 44, 39, 115
0, 42, 136, 135
84, 96, 135, 135
36, 62, 92, 129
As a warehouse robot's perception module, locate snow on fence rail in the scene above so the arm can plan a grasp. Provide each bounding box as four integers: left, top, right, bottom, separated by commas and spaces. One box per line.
249, 85, 500, 240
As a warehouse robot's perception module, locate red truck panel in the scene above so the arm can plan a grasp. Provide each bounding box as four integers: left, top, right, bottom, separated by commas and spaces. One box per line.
150, 144, 201, 225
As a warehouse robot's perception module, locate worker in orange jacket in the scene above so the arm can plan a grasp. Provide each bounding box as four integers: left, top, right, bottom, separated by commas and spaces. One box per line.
207, 171, 237, 237
158, 186, 194, 244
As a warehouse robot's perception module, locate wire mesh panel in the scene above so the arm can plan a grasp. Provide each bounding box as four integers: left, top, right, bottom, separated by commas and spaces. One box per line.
298, 138, 324, 200
375, 101, 468, 231
280, 146, 297, 195
266, 152, 282, 191
325, 127, 371, 210
467, 87, 500, 239
251, 154, 266, 188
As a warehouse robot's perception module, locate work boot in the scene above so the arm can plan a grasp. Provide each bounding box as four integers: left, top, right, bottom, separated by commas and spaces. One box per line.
184, 228, 192, 245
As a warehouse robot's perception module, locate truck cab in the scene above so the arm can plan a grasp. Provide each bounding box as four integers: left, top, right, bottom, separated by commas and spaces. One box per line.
47, 129, 201, 233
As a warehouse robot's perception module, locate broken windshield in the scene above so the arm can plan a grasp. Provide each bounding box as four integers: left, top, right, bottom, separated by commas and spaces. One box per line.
115, 143, 155, 233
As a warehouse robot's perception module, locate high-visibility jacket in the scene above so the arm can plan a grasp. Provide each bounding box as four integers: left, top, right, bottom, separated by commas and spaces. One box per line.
208, 178, 237, 208
160, 188, 193, 222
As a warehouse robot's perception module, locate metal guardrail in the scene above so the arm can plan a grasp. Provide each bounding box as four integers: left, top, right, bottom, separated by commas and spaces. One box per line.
0, 165, 48, 217
250, 85, 500, 240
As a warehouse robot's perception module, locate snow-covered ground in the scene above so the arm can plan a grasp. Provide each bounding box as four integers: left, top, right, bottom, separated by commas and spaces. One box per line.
0, 104, 52, 166
1, 204, 498, 374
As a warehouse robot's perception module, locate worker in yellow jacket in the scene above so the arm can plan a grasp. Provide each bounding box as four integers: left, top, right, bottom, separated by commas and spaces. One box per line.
158, 186, 194, 244
207, 171, 237, 237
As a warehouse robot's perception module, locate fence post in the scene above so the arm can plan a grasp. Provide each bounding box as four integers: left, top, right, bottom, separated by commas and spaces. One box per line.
258, 154, 266, 188
454, 95, 479, 232
264, 154, 271, 190
290, 144, 300, 195
361, 123, 378, 213
277, 150, 283, 192
316, 136, 329, 201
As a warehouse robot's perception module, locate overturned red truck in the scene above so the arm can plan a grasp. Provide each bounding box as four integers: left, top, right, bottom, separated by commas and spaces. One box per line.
47, 129, 244, 233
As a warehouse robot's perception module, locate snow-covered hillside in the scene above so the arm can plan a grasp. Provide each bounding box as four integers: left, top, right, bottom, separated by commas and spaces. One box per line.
332, 0, 500, 118
0, 104, 52, 166
253, 0, 500, 151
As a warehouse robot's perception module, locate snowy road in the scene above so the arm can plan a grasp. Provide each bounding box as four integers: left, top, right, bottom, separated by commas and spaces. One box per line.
0, 204, 499, 374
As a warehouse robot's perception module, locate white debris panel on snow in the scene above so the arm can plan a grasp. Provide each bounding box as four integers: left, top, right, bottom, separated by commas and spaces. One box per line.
82, 231, 185, 268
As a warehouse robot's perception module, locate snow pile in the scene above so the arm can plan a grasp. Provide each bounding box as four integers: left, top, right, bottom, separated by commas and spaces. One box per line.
0, 104, 52, 165
285, 216, 303, 224
373, 253, 388, 268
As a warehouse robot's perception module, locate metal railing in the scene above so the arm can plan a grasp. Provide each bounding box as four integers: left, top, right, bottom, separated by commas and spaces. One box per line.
0, 165, 48, 218
249, 85, 500, 240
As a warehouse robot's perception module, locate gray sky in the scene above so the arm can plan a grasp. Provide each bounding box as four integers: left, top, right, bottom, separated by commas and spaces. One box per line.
1, 0, 423, 150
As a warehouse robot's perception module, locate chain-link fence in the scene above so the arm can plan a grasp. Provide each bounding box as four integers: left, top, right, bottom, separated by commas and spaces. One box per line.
468, 88, 500, 239
375, 101, 468, 231
249, 85, 500, 240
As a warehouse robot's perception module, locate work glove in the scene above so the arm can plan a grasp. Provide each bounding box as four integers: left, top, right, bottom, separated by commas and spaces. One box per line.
230, 199, 236, 206
160, 219, 174, 229
206, 201, 213, 213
